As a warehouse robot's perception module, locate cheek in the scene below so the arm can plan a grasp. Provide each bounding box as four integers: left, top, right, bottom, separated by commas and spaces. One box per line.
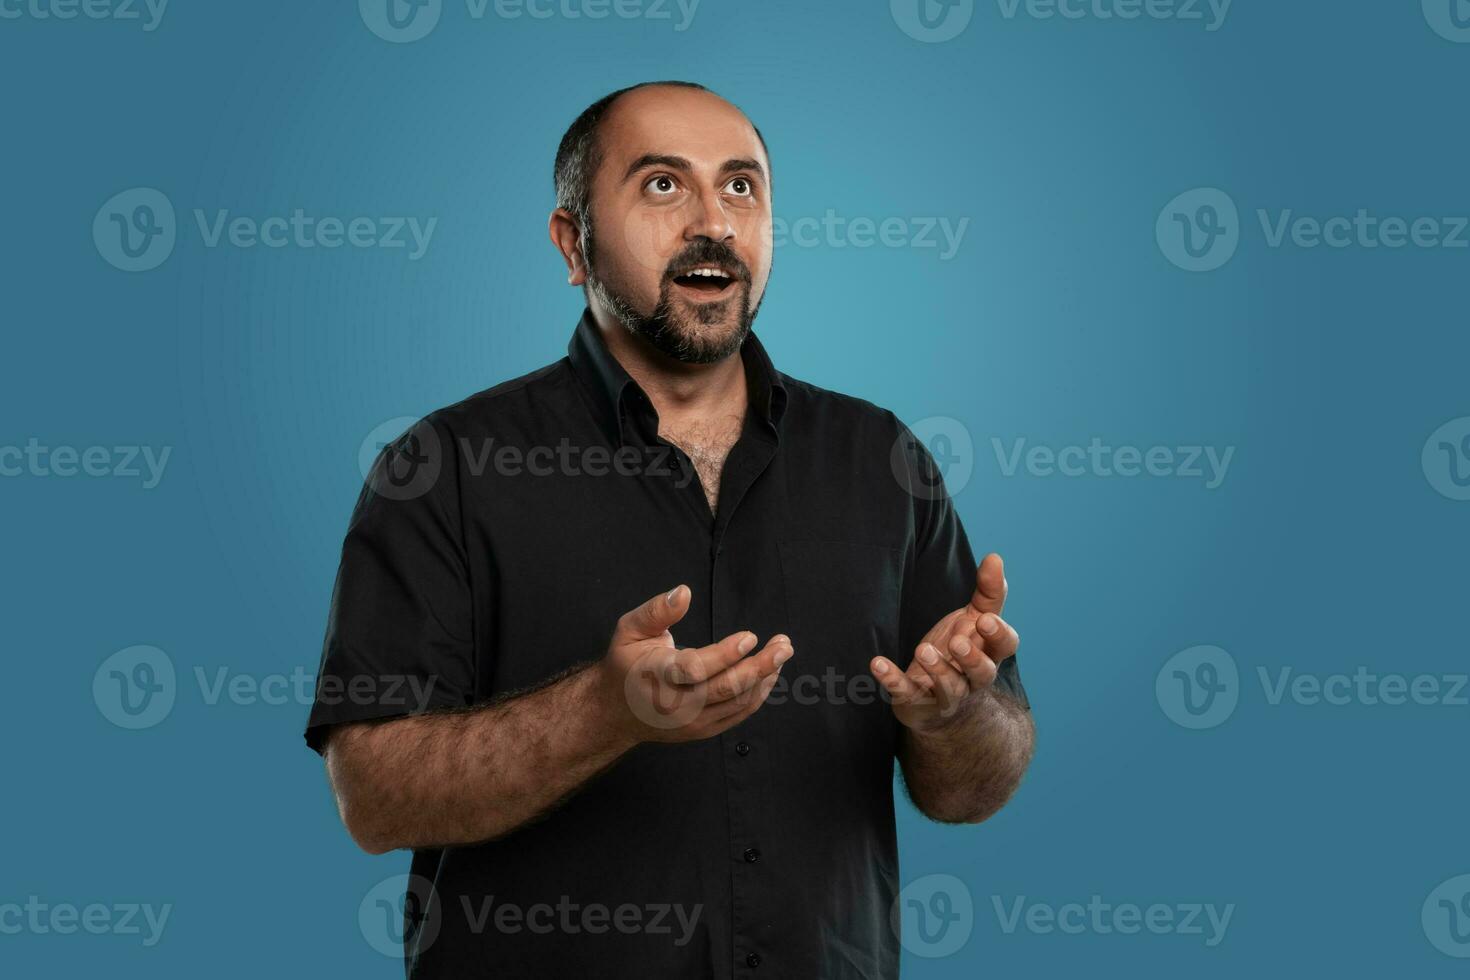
743, 214, 774, 294
618, 205, 686, 276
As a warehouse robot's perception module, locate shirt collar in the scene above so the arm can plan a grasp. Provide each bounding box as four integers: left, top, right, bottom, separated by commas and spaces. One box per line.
567, 307, 788, 448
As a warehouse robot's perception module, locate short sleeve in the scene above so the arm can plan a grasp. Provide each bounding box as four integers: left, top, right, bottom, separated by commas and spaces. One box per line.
303, 415, 478, 754
893, 419, 1028, 709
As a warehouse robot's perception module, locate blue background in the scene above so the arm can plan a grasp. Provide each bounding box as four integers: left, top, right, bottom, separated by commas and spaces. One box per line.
3, 0, 1468, 975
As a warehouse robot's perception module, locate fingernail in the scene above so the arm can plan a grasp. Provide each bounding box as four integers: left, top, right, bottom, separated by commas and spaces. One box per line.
666, 586, 682, 606
954, 638, 971, 656
774, 647, 793, 667
919, 645, 939, 665
979, 615, 999, 635
771, 634, 788, 645
873, 659, 889, 675
738, 633, 757, 655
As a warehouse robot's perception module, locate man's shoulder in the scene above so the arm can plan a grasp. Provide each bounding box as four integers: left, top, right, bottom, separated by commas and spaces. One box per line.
420, 357, 577, 435
778, 374, 944, 493
778, 372, 904, 436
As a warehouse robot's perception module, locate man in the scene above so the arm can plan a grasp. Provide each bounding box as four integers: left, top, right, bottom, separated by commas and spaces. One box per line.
306, 80, 1034, 979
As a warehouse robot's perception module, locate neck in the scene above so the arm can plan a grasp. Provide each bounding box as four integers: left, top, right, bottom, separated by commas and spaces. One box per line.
590, 306, 749, 429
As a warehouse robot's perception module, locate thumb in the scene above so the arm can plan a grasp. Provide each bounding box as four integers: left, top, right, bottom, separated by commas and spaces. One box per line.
617, 584, 690, 642
969, 553, 1006, 615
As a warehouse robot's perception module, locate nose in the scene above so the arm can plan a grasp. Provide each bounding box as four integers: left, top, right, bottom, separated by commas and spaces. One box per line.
684, 186, 734, 244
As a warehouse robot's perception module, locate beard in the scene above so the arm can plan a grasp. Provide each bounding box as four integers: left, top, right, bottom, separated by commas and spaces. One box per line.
583, 226, 764, 365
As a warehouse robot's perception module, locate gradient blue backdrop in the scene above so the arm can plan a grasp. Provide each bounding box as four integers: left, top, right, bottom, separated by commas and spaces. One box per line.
3, 0, 1468, 975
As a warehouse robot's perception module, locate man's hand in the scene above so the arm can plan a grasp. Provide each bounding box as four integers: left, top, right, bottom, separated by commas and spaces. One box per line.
597, 584, 794, 743
325, 583, 793, 853
867, 553, 1020, 732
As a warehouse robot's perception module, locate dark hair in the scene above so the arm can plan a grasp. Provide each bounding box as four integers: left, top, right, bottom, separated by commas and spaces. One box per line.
553, 81, 768, 233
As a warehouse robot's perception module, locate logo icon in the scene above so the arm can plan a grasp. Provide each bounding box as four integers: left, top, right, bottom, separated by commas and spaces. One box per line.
891, 416, 974, 500
93, 188, 176, 272
891, 873, 974, 957
1424, 874, 1470, 957
360, 874, 442, 957
623, 646, 709, 730
359, 416, 443, 502
1422, 417, 1470, 501
1423, 0, 1470, 42
1156, 645, 1238, 729
93, 645, 176, 729
359, 0, 442, 43
891, 0, 974, 42
1156, 188, 1239, 272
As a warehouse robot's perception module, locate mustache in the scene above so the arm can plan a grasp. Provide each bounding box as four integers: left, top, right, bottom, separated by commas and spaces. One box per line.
664, 240, 750, 281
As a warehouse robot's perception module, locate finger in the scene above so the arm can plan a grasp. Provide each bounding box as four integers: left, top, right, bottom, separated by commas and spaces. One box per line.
667, 630, 764, 687
954, 614, 984, 653
951, 613, 995, 665
913, 642, 970, 712
968, 553, 1007, 617
703, 636, 793, 704
974, 612, 1020, 663
903, 652, 938, 692
704, 670, 781, 729
618, 585, 691, 642
948, 634, 999, 690
870, 656, 932, 706
934, 620, 971, 672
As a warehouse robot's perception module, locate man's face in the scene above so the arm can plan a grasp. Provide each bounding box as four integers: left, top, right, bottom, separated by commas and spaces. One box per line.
581, 86, 773, 364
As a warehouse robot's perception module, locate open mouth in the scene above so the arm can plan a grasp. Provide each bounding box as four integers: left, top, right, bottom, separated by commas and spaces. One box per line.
671, 266, 738, 298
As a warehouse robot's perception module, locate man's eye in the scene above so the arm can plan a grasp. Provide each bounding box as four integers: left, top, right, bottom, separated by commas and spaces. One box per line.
646, 175, 678, 195
725, 177, 753, 197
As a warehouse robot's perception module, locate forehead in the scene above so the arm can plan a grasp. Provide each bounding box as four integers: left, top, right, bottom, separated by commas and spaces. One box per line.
597, 86, 766, 177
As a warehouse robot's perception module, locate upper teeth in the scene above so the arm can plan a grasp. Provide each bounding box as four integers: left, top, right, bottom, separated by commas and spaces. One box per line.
688, 268, 727, 278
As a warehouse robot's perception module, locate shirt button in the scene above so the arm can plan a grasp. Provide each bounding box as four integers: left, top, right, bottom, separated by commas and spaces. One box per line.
746, 952, 761, 968
743, 847, 760, 863
735, 741, 751, 756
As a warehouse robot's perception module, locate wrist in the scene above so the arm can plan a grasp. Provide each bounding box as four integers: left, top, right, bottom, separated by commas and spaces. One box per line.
586, 658, 645, 753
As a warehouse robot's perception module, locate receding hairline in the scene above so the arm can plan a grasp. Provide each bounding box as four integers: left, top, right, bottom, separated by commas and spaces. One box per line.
591, 85, 769, 191
602, 83, 764, 142
554, 81, 771, 224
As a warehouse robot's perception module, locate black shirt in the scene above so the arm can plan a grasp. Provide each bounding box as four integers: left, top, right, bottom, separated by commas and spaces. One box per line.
306, 309, 1028, 979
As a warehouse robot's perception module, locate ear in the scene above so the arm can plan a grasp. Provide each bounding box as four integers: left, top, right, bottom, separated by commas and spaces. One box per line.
549, 208, 588, 286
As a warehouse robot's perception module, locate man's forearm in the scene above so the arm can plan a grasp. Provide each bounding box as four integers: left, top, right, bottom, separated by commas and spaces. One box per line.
898, 688, 1034, 824
324, 662, 634, 853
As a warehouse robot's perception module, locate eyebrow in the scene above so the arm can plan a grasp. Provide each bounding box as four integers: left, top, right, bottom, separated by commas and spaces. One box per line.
622, 154, 767, 184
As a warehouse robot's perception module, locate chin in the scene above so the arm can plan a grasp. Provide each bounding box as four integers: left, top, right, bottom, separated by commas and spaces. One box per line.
590, 272, 757, 364
667, 298, 751, 361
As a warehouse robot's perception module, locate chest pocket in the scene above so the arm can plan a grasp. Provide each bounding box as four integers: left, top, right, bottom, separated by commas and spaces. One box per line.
777, 539, 904, 670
